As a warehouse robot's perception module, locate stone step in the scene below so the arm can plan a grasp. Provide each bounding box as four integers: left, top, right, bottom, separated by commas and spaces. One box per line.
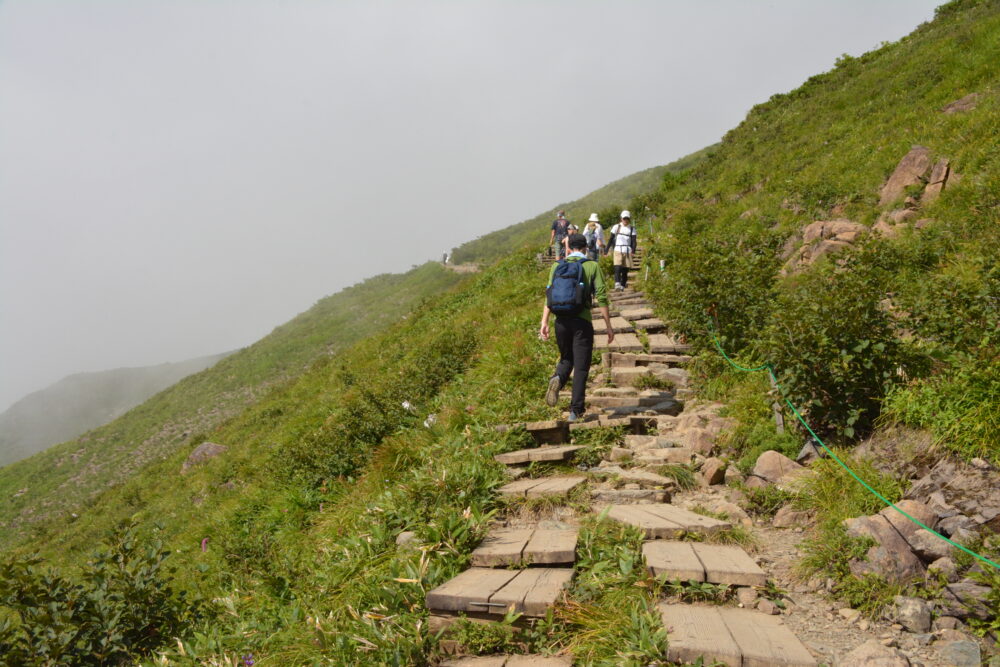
495, 445, 584, 466
426, 568, 573, 617
585, 393, 672, 409
590, 386, 640, 397
606, 366, 679, 388
659, 604, 817, 667
442, 657, 572, 667
643, 541, 767, 586
471, 526, 579, 567
590, 488, 669, 504
619, 307, 656, 321
590, 466, 678, 489
568, 415, 656, 434
594, 332, 644, 353
592, 316, 635, 334
634, 447, 700, 465
498, 476, 586, 499
625, 434, 682, 450
606, 352, 691, 368
647, 334, 693, 354
495, 420, 569, 445
610, 290, 644, 301
602, 504, 731, 538
631, 318, 667, 332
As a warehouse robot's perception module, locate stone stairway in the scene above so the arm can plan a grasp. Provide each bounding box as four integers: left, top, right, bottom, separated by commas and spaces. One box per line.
427, 287, 817, 666
538, 247, 646, 268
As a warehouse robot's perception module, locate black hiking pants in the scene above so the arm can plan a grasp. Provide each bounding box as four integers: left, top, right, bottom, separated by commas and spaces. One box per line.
613, 263, 629, 288
554, 316, 594, 414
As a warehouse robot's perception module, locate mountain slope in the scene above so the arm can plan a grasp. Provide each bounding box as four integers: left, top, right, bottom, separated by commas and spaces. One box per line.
3, 2, 998, 664
0, 263, 465, 546
0, 353, 230, 468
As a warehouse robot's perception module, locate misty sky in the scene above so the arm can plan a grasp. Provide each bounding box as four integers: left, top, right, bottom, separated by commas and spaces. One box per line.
0, 0, 940, 411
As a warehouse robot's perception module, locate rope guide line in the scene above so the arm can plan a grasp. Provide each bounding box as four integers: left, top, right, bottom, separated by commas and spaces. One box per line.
705, 310, 999, 573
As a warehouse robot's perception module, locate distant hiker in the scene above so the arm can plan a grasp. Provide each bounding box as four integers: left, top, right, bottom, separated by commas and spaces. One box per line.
609, 210, 637, 291
549, 210, 571, 259
583, 213, 605, 261
442, 251, 448, 264
539, 233, 614, 422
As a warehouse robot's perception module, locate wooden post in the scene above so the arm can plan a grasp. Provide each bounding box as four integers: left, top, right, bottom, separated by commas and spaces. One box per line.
768, 373, 785, 434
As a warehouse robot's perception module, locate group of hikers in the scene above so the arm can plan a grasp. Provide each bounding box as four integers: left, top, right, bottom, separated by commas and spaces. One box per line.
548, 209, 637, 292
540, 209, 639, 421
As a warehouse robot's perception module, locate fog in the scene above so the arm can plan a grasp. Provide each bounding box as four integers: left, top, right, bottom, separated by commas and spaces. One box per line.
0, 0, 939, 411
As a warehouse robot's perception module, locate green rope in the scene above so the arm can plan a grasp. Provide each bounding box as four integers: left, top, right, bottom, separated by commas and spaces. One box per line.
707, 320, 1000, 573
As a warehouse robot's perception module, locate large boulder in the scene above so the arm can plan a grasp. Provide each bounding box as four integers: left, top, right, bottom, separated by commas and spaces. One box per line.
181, 442, 228, 474
843, 515, 926, 583
921, 158, 951, 204
839, 639, 910, 667
782, 220, 868, 273
752, 450, 804, 484
879, 146, 932, 206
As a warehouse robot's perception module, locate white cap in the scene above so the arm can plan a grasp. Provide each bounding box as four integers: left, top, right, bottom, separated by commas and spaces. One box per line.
620, 210, 631, 219
588, 213, 599, 222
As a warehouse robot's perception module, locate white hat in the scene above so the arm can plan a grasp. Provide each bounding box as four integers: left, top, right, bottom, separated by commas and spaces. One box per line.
588, 213, 599, 222
621, 210, 631, 219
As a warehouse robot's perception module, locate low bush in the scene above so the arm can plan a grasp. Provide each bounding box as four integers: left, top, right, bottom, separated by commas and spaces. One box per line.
0, 524, 207, 666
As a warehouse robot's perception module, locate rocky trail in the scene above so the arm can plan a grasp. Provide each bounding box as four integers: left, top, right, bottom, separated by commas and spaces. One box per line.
425, 287, 995, 666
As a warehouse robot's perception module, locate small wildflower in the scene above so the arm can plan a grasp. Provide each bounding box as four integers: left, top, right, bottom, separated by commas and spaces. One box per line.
241, 654, 254, 666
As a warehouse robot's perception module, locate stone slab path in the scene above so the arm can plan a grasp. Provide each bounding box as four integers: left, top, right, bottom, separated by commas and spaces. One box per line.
603, 503, 732, 538
498, 476, 585, 499
442, 656, 571, 666
470, 526, 579, 567
594, 332, 643, 352
426, 567, 574, 617
659, 603, 817, 667
647, 333, 692, 354
494, 445, 584, 465
643, 541, 767, 586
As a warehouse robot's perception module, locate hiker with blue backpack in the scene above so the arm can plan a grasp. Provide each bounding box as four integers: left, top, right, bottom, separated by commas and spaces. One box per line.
539, 233, 614, 422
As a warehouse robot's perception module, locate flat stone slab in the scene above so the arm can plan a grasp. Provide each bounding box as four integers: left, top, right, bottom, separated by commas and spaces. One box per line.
644, 542, 767, 586
631, 318, 667, 331
495, 420, 569, 444
592, 316, 634, 334
619, 307, 655, 321
498, 476, 586, 499
659, 604, 816, 667
603, 504, 731, 538
442, 657, 572, 667
594, 332, 643, 352
635, 447, 699, 465
590, 488, 670, 503
427, 567, 573, 617
625, 434, 682, 450
586, 394, 669, 409
568, 415, 654, 434
471, 526, 579, 566
495, 445, 584, 465
607, 352, 690, 367
648, 334, 693, 354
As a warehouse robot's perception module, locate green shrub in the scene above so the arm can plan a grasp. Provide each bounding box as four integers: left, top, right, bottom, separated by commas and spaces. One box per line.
760, 253, 917, 438
0, 524, 207, 666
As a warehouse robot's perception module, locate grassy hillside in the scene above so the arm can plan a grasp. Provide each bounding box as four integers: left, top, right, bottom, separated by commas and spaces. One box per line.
2, 2, 998, 664
450, 146, 714, 265
0, 263, 464, 548
638, 0, 998, 461
0, 353, 231, 468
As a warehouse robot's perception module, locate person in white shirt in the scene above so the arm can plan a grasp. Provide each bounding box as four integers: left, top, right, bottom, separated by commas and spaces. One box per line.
582, 213, 605, 261
608, 210, 637, 291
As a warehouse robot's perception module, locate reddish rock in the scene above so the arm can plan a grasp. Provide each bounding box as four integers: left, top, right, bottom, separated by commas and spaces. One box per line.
772, 505, 813, 528
839, 639, 910, 667
880, 146, 932, 206
181, 442, 228, 474
752, 450, 804, 484
844, 514, 926, 583
941, 93, 980, 114
700, 457, 726, 486
878, 500, 938, 542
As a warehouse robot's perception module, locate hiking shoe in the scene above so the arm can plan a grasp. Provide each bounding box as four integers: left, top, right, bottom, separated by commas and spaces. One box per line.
567, 411, 581, 423
545, 376, 561, 407
614, 282, 622, 291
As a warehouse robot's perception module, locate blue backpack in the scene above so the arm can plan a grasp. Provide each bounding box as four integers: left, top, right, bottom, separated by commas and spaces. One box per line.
546, 259, 592, 316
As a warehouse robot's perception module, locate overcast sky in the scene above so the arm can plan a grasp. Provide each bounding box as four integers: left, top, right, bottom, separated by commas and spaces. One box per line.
0, 0, 940, 411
